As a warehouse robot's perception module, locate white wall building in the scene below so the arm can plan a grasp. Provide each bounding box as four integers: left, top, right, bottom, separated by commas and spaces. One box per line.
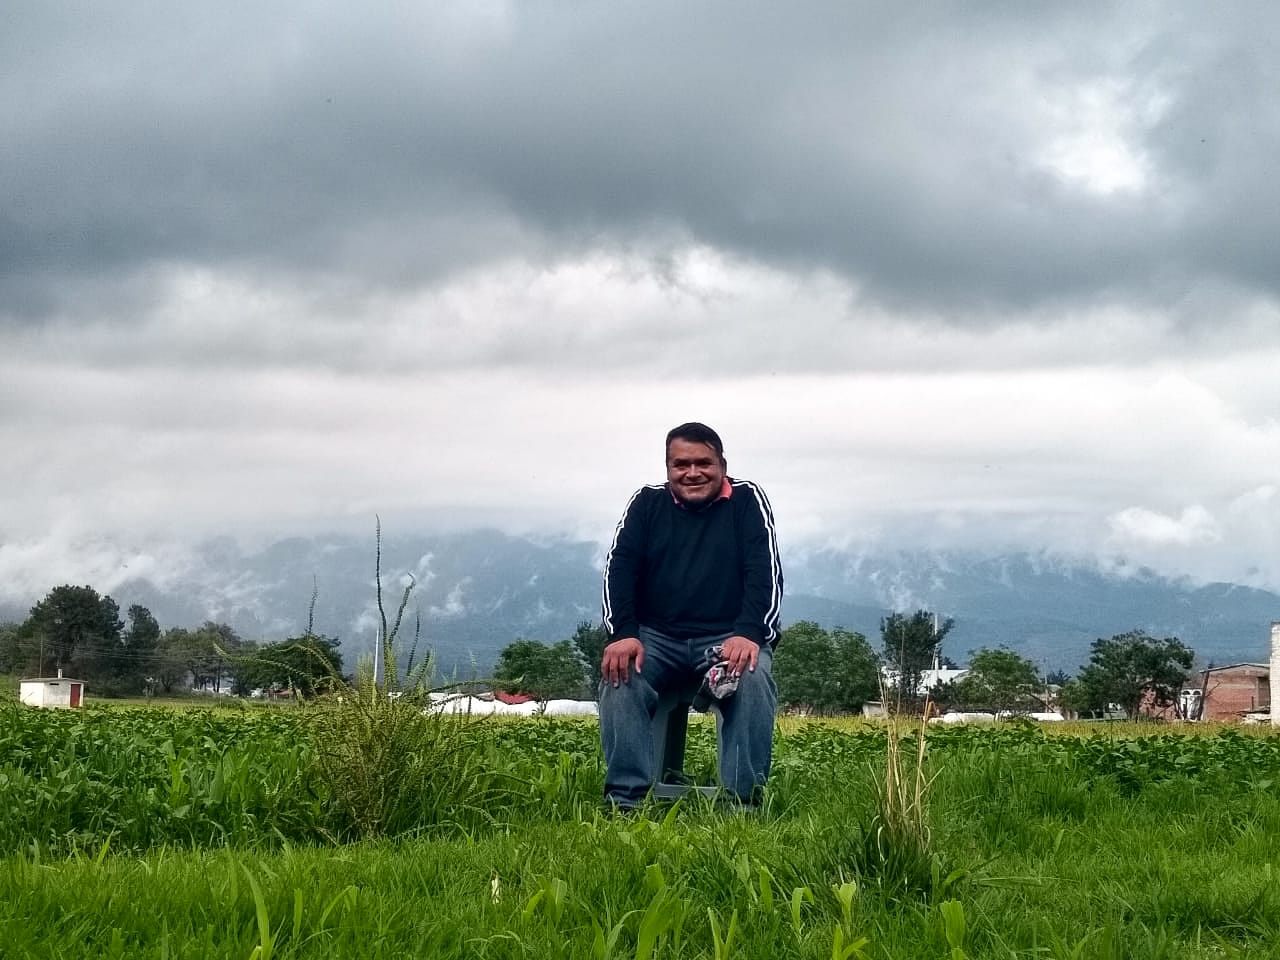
879, 665, 969, 694
20, 675, 86, 708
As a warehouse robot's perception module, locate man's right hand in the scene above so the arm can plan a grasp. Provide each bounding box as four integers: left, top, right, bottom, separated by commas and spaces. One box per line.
601, 637, 644, 687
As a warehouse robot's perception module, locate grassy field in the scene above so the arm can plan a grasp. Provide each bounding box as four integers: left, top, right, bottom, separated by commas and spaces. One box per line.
3, 702, 1280, 958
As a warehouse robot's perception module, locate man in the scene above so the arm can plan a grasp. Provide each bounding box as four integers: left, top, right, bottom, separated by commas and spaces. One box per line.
599, 422, 783, 809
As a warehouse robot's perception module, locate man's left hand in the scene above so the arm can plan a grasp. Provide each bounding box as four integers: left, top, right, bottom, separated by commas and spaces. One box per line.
721, 635, 760, 677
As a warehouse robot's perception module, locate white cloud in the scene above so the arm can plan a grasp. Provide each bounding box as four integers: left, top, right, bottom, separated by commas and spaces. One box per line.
430, 581, 469, 619
0, 528, 196, 604
1107, 506, 1222, 547
1036, 78, 1164, 196
5, 303, 1279, 589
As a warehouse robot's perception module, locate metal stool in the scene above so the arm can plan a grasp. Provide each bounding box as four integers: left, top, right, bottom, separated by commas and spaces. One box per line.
651, 678, 720, 800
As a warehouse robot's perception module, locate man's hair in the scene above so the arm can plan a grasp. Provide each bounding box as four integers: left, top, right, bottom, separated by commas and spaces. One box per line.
665, 422, 726, 465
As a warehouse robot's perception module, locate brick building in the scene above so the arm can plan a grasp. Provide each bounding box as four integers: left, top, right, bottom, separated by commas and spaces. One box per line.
1184, 663, 1270, 721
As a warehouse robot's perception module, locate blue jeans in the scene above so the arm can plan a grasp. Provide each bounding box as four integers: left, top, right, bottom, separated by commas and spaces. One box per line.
598, 625, 777, 808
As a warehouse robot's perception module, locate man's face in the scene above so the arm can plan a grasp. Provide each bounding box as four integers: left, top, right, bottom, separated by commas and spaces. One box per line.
666, 438, 726, 507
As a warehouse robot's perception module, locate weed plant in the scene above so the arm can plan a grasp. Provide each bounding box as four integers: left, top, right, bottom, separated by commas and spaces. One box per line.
309, 668, 514, 840
306, 520, 521, 840
856, 715, 937, 897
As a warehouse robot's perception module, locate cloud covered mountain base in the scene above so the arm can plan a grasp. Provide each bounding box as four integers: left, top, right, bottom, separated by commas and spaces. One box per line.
2, 530, 1277, 676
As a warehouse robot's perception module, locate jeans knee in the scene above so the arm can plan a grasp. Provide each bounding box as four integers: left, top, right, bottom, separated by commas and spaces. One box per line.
599, 674, 655, 716
735, 664, 777, 706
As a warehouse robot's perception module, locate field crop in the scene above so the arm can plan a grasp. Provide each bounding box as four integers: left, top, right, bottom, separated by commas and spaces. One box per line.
0, 705, 323, 852
4, 705, 1280, 958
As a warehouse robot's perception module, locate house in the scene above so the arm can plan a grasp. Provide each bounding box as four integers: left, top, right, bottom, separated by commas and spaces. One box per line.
862, 667, 971, 717
19, 674, 87, 708
877, 666, 969, 695
921, 667, 969, 690
1183, 663, 1269, 721
494, 691, 535, 705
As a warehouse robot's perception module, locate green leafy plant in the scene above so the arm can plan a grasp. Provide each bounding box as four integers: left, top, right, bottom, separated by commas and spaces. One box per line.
790, 885, 814, 939
522, 876, 568, 925
937, 899, 968, 959
829, 925, 870, 960
243, 866, 277, 960
829, 879, 870, 958
707, 907, 739, 960
635, 876, 684, 960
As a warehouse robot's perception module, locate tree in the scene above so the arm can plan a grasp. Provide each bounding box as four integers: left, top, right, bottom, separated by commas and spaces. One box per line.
154, 627, 193, 692
493, 639, 586, 702
237, 635, 343, 698
831, 627, 882, 712
1055, 677, 1094, 718
229, 640, 262, 696
177, 626, 217, 691
20, 585, 123, 678
160, 621, 244, 692
774, 621, 880, 715
124, 605, 160, 659
954, 648, 1041, 715
880, 610, 954, 713
89, 603, 163, 694
204, 624, 247, 691
1044, 668, 1070, 687
0, 621, 33, 675
570, 620, 609, 694
1073, 630, 1195, 720
774, 621, 838, 713
195, 621, 245, 693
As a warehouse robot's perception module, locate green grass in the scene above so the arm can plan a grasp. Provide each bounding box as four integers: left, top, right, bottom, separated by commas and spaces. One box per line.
4, 709, 1280, 957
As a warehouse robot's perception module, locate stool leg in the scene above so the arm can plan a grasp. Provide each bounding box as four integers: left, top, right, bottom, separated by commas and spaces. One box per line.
658, 703, 689, 782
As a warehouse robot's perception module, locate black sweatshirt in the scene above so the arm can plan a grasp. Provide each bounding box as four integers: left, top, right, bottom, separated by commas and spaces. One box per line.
601, 478, 783, 647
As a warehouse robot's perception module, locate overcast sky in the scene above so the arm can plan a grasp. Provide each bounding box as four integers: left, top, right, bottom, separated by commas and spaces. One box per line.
3, 1, 1279, 603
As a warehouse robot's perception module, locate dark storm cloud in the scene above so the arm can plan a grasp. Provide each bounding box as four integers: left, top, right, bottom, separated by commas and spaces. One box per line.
3, 1, 1278, 323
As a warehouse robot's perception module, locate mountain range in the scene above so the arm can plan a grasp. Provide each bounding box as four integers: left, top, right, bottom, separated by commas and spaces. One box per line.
4, 530, 1278, 675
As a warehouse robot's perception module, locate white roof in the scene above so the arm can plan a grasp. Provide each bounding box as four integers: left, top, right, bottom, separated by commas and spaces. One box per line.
20, 676, 86, 684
